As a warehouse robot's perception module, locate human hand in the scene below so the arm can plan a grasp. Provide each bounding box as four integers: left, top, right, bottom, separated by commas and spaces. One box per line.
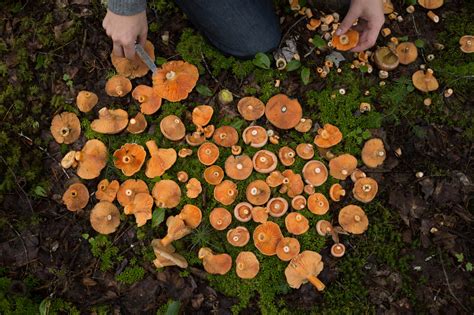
335, 0, 384, 52
102, 9, 148, 59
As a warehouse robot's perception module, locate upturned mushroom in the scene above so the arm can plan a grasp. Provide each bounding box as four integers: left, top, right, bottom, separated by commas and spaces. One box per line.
90, 201, 121, 235
237, 96, 266, 121
160, 215, 192, 246
235, 252, 260, 279
145, 140, 177, 178
331, 29, 359, 51
123, 192, 153, 227
177, 204, 202, 229
329, 154, 357, 180
281, 170, 304, 198
185, 132, 206, 146
50, 112, 81, 144
276, 237, 301, 261
291, 195, 307, 210
132, 85, 162, 115
76, 139, 107, 180
266, 171, 285, 187
234, 202, 253, 222
231, 145, 242, 155
253, 150, 278, 173
246, 180, 271, 205
111, 40, 155, 79
296, 143, 314, 160
225, 155, 253, 180
242, 126, 268, 148
209, 207, 232, 230
91, 108, 129, 134
204, 165, 225, 185
62, 182, 89, 211
198, 247, 232, 275
227, 226, 250, 247
186, 178, 202, 199
353, 177, 378, 203
285, 251, 325, 291
76, 91, 98, 113
253, 221, 284, 256
459, 35, 474, 53
61, 151, 77, 169
152, 180, 182, 208
96, 179, 119, 202
307, 193, 330, 215
285, 212, 310, 235
314, 124, 342, 148
214, 180, 238, 205
265, 94, 303, 129
267, 197, 289, 217
192, 105, 214, 128
412, 69, 439, 92
350, 169, 367, 182
329, 183, 346, 202
160, 115, 186, 141
331, 243, 346, 258
278, 147, 296, 166
178, 148, 193, 158
105, 75, 132, 97
152, 60, 199, 102
295, 118, 312, 133
396, 42, 418, 65
113, 143, 146, 176
203, 125, 215, 138
302, 160, 328, 186
338, 205, 369, 234
127, 113, 148, 134
197, 142, 220, 166
213, 126, 239, 147
251, 206, 268, 223
374, 46, 400, 71
117, 179, 149, 207
151, 239, 188, 268
361, 138, 386, 168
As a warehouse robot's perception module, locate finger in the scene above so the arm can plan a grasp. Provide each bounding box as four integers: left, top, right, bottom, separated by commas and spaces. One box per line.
352, 29, 378, 52
138, 28, 148, 47
113, 42, 124, 57
123, 41, 136, 60
336, 5, 361, 36
352, 19, 367, 33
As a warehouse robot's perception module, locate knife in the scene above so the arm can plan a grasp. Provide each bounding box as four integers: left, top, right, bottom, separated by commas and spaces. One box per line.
135, 43, 158, 74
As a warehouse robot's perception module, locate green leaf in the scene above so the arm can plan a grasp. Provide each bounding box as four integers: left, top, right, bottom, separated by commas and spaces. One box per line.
455, 253, 464, 262
414, 39, 426, 48
155, 57, 167, 65
81, 233, 89, 240
286, 60, 301, 72
152, 208, 166, 228
405, 0, 417, 5
466, 262, 473, 272
252, 52, 271, 69
359, 65, 369, 73
33, 185, 47, 197
311, 35, 326, 48
165, 300, 181, 315
301, 67, 310, 85
398, 35, 409, 42
196, 84, 213, 97
39, 298, 51, 315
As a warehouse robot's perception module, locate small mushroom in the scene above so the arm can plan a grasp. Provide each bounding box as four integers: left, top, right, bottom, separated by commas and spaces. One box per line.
234, 202, 253, 222
225, 155, 253, 180
105, 75, 132, 97
235, 252, 260, 279
253, 221, 284, 256
160, 115, 186, 141
350, 169, 367, 182
123, 192, 153, 227
281, 170, 304, 198
127, 112, 148, 134
266, 171, 286, 187
197, 142, 220, 166
291, 195, 307, 210
285, 212, 310, 235
198, 247, 232, 275
304, 184, 315, 195
331, 29, 359, 51
192, 105, 214, 128
213, 126, 239, 147
76, 139, 107, 180
237, 96, 266, 121
267, 197, 289, 217
214, 180, 238, 205
316, 220, 334, 237
459, 35, 474, 53
353, 177, 378, 203
231, 145, 242, 155
90, 201, 121, 234
177, 171, 189, 183
276, 237, 300, 261
161, 215, 192, 246
296, 143, 314, 160
306, 18, 321, 31
265, 94, 303, 129
76, 91, 98, 113
203, 165, 225, 185
151, 239, 188, 269
63, 182, 89, 211
329, 154, 357, 180
251, 206, 268, 223
113, 143, 146, 176
331, 243, 346, 257
151, 180, 182, 208
209, 207, 232, 230
361, 138, 386, 168
285, 251, 325, 291
278, 147, 296, 166
329, 183, 346, 202
374, 46, 400, 71
186, 178, 202, 199
145, 140, 177, 178
50, 112, 81, 144
338, 205, 369, 234
61, 151, 77, 169
227, 226, 250, 247
152, 60, 199, 102
314, 124, 342, 148
117, 179, 149, 207
302, 160, 328, 186
203, 124, 215, 138
412, 69, 439, 92
383, 0, 394, 13
132, 85, 162, 115
242, 126, 268, 148
178, 148, 193, 158
295, 118, 312, 133
186, 132, 206, 146
177, 204, 202, 229
253, 150, 278, 173
91, 108, 129, 134
96, 179, 119, 202
246, 180, 271, 205
396, 42, 418, 65
307, 193, 330, 215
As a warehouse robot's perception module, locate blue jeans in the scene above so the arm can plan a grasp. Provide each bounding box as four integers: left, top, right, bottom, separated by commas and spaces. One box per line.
174, 0, 281, 58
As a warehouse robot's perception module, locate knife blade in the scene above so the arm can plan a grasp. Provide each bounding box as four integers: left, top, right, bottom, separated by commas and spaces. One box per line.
135, 43, 158, 74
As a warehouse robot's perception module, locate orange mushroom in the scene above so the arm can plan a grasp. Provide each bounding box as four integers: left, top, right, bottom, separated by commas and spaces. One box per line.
198, 247, 232, 275
62, 182, 89, 211
132, 85, 162, 115
418, 0, 443, 9
265, 94, 303, 129
186, 178, 202, 199
353, 177, 378, 203
350, 169, 367, 182
278, 147, 296, 166
331, 243, 346, 257
178, 148, 193, 158
267, 197, 289, 217
123, 192, 153, 227
338, 205, 369, 234
177, 204, 202, 229
253, 221, 284, 256
251, 206, 268, 223
76, 139, 107, 180
209, 207, 232, 230
91, 108, 129, 134
227, 226, 250, 247
291, 195, 306, 211
160, 115, 186, 141
361, 138, 386, 168
177, 171, 189, 183
127, 112, 148, 134
306, 18, 321, 31
329, 183, 346, 202
237, 96, 266, 121
253, 150, 278, 173
314, 124, 342, 148
285, 251, 325, 291
383, 0, 394, 13
242, 126, 268, 148
329, 154, 358, 180
151, 239, 188, 269
192, 105, 214, 128
117, 179, 149, 207
266, 171, 285, 187
214, 180, 238, 205
145, 140, 177, 178
316, 220, 335, 237
111, 40, 155, 79
152, 60, 199, 102
302, 160, 328, 186
281, 170, 304, 198
285, 212, 309, 235
235, 252, 260, 279
295, 118, 312, 133
412, 69, 439, 92
231, 145, 242, 155
296, 143, 314, 160
246, 180, 271, 205
234, 202, 253, 222
50, 112, 81, 144
90, 201, 121, 235
304, 184, 315, 195
203, 165, 225, 185
160, 215, 192, 246
76, 91, 98, 113
151, 180, 182, 208
213, 126, 239, 147
197, 142, 220, 166
374, 46, 400, 71
113, 143, 146, 176
276, 237, 300, 261
307, 193, 330, 215
61, 150, 77, 169
185, 132, 206, 147
203, 124, 215, 138
396, 42, 418, 65
96, 179, 119, 202
331, 29, 359, 51
459, 35, 474, 53
224, 155, 253, 180
105, 75, 132, 97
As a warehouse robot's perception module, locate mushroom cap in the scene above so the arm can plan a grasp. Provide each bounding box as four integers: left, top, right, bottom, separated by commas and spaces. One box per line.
177, 171, 189, 183
127, 112, 148, 134
145, 140, 177, 178
160, 115, 186, 141
265, 94, 303, 129
234, 202, 253, 222
295, 118, 312, 133
50, 112, 81, 144
396, 42, 418, 65
383, 0, 394, 13
412, 69, 439, 92
285, 251, 325, 290
242, 126, 268, 148
214, 180, 238, 205
123, 192, 153, 227
62, 182, 89, 211
331, 243, 346, 257
459, 35, 474, 53
203, 165, 225, 185
151, 239, 188, 269
209, 207, 232, 230
251, 206, 268, 223
227, 226, 250, 247
152, 60, 199, 102
178, 204, 202, 228
253, 221, 284, 256
113, 143, 146, 176
178, 148, 193, 158
338, 205, 369, 234
117, 179, 149, 207
278, 147, 296, 166
302, 160, 328, 186
267, 197, 289, 217
374, 46, 400, 71
329, 183, 346, 202
76, 91, 98, 113
76, 139, 108, 180
291, 195, 307, 210
231, 145, 242, 155
185, 132, 206, 147
132, 85, 163, 115
296, 143, 314, 160
236, 251, 260, 279
237, 96, 266, 121
111, 40, 155, 79
266, 171, 285, 187
152, 180, 182, 208
329, 154, 358, 180
192, 105, 214, 127
418, 0, 443, 9
361, 138, 386, 168
96, 179, 119, 202
91, 108, 129, 134
281, 170, 304, 198
307, 193, 330, 215
213, 126, 239, 147
61, 150, 77, 169
198, 248, 232, 275
253, 150, 278, 173
350, 169, 367, 182
186, 178, 202, 199
285, 212, 310, 235
105, 75, 132, 97
203, 124, 215, 138
162, 215, 192, 246
246, 180, 271, 205
331, 29, 359, 51
353, 177, 378, 203
304, 184, 315, 195
316, 220, 334, 236
90, 201, 121, 234
314, 124, 342, 149
225, 155, 253, 180
197, 142, 220, 166
276, 237, 301, 261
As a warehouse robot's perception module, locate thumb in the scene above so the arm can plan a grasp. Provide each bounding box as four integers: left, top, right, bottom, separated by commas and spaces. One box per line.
336, 6, 360, 36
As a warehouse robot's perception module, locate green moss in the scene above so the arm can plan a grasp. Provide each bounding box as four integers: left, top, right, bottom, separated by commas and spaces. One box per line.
88, 235, 123, 272
116, 266, 146, 285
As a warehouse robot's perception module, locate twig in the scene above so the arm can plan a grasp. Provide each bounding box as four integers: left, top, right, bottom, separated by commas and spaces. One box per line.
201, 51, 220, 84
411, 15, 420, 35
6, 221, 30, 271
278, 15, 307, 49
0, 155, 34, 214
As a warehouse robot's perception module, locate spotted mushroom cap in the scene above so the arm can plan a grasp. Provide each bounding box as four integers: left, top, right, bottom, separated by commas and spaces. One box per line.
209, 207, 232, 230
338, 205, 369, 234
235, 251, 260, 279
265, 94, 303, 129
50, 112, 81, 144
90, 201, 121, 235
62, 182, 89, 211
237, 96, 266, 121
253, 221, 284, 256
225, 155, 253, 180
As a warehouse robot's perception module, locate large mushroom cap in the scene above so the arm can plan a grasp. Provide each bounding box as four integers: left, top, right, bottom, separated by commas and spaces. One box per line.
117, 179, 149, 207
152, 180, 182, 208
111, 40, 155, 79
151, 239, 188, 269
353, 177, 378, 203
302, 160, 328, 186
198, 247, 232, 275
178, 204, 202, 228
361, 138, 386, 168
276, 237, 300, 261
396, 42, 418, 65
246, 180, 271, 205
160, 115, 186, 141
50, 112, 81, 144
192, 105, 214, 127
204, 165, 225, 185
329, 154, 358, 180
96, 179, 119, 202
113, 143, 147, 176
281, 170, 304, 198
123, 192, 153, 227
307, 193, 330, 215
265, 94, 303, 129
127, 112, 148, 134
314, 124, 342, 149
285, 251, 325, 291
339, 205, 369, 234
459, 35, 474, 53
234, 202, 253, 222
374, 46, 400, 71
412, 69, 439, 92
132, 85, 162, 115
105, 75, 132, 97
251, 206, 268, 223
278, 147, 296, 167
62, 182, 89, 211
76, 139, 108, 180
90, 201, 121, 235
214, 180, 238, 205
253, 221, 284, 256
331, 29, 359, 51
91, 108, 129, 134
236, 251, 260, 279
242, 126, 268, 148
213, 126, 239, 147
76, 91, 98, 113
237, 96, 266, 121
225, 155, 253, 180
285, 212, 309, 235
227, 226, 250, 247
152, 60, 199, 102
197, 142, 220, 165
253, 150, 278, 173
296, 143, 314, 160
267, 197, 289, 217
145, 140, 177, 178
418, 0, 443, 9
209, 207, 232, 230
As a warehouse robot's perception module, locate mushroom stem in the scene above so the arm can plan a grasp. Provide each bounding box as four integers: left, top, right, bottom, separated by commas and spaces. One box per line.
145, 140, 159, 156
166, 71, 176, 80
161, 236, 173, 247
307, 275, 325, 291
